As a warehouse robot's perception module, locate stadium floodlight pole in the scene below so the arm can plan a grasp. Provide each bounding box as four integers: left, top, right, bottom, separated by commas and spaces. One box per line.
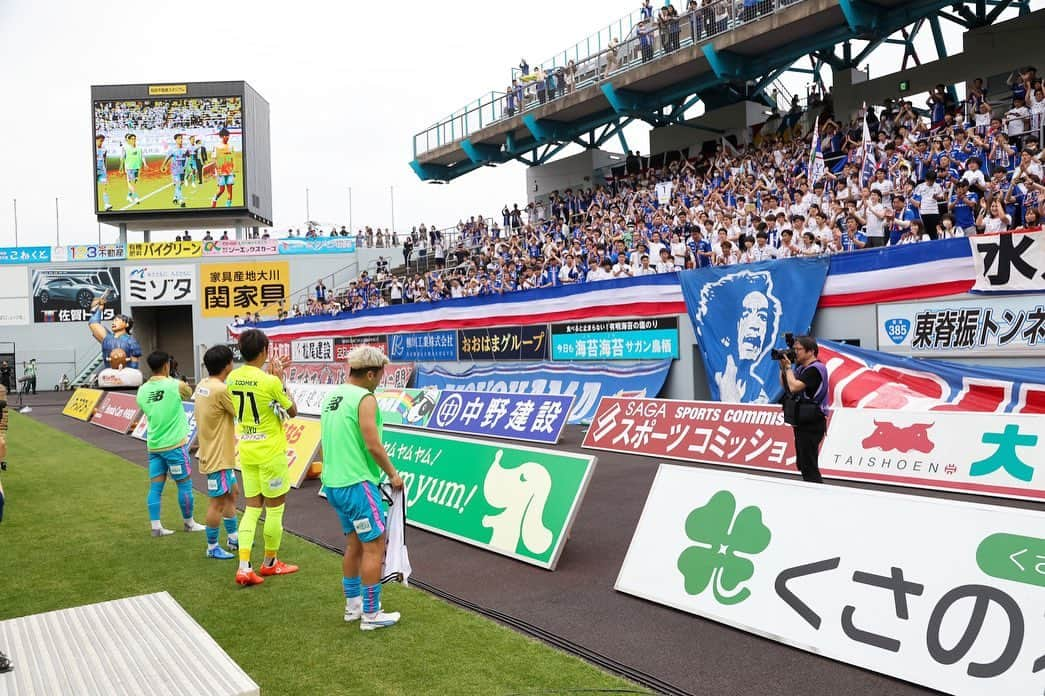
390, 186, 395, 239
305, 188, 311, 227
348, 187, 353, 234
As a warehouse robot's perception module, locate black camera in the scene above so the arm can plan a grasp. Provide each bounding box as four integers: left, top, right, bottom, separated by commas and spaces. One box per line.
771, 332, 797, 362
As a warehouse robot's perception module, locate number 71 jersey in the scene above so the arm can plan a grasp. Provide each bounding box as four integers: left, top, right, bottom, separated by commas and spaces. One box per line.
226, 364, 293, 467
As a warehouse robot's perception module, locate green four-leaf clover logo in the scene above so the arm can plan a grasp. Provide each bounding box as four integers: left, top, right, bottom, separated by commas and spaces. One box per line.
677, 490, 771, 605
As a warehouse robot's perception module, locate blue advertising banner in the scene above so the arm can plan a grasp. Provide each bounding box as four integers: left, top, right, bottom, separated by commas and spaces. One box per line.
0, 246, 51, 265
183, 401, 199, 447
276, 237, 357, 255
679, 258, 829, 404
424, 390, 574, 444
388, 331, 457, 362
416, 360, 672, 424
550, 317, 679, 360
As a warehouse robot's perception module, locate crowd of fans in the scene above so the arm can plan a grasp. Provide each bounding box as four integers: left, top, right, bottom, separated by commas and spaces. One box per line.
262, 67, 1045, 322
94, 98, 243, 132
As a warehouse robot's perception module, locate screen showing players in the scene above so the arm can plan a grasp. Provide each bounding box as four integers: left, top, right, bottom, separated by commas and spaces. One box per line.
93, 96, 245, 213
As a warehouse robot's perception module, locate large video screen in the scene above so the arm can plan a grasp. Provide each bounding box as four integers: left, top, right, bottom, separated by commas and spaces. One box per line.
93, 96, 244, 213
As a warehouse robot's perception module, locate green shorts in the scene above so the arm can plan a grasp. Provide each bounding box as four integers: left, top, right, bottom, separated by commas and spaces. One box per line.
241, 456, 290, 498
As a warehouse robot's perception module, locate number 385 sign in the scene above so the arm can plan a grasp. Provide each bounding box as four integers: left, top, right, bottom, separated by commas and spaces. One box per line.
617, 466, 1045, 695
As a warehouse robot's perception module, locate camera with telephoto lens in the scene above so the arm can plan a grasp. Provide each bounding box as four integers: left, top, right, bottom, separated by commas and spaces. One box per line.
771, 332, 797, 362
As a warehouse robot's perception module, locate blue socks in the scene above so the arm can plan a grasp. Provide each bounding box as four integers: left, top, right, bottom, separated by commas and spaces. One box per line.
175, 477, 194, 519
223, 516, 238, 536
147, 480, 165, 521
343, 576, 361, 600
363, 583, 381, 614
206, 526, 219, 546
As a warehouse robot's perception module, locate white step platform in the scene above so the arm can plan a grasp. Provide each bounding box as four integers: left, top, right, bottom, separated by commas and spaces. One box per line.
0, 592, 259, 696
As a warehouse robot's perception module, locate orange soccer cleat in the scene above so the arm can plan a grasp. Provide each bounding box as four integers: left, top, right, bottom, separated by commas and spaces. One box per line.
258, 560, 299, 577
235, 569, 265, 586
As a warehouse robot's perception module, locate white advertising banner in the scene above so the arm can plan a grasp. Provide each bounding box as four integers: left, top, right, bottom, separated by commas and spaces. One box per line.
285, 382, 336, 416
970, 228, 1045, 293
617, 465, 1045, 696
124, 264, 197, 305
878, 296, 1045, 357
0, 266, 30, 325
291, 338, 334, 363
821, 408, 1045, 502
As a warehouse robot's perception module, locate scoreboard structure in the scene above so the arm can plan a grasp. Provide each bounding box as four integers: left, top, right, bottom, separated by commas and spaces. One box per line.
91, 81, 273, 230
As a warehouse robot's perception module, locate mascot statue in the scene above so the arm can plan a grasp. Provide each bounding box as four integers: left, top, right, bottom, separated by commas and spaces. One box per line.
89, 292, 143, 388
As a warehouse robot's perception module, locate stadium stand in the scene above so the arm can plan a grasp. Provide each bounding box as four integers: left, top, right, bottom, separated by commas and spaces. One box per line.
244, 65, 1044, 323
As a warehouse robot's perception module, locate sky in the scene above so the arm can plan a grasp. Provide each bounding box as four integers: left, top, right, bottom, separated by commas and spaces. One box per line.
0, 0, 1003, 246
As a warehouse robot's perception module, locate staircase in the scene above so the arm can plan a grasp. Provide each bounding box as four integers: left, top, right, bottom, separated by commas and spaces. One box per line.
71, 351, 105, 388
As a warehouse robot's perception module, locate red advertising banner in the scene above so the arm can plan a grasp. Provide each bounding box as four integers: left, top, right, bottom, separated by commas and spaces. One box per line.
582, 397, 797, 472
283, 361, 414, 389
91, 392, 142, 434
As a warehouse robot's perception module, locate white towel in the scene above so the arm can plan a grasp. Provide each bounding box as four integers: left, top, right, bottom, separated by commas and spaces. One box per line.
383, 487, 412, 585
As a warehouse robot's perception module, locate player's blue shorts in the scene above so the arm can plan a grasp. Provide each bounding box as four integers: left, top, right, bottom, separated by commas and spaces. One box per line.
324, 481, 387, 543
218, 174, 235, 186
126, 168, 140, 182
148, 445, 192, 481
97, 170, 108, 184
206, 469, 237, 497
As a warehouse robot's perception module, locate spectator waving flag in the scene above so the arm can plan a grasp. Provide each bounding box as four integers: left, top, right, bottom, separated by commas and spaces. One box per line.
808, 115, 825, 186
859, 110, 877, 188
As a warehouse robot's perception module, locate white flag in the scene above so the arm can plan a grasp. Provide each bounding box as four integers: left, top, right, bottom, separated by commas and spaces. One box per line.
859, 111, 877, 188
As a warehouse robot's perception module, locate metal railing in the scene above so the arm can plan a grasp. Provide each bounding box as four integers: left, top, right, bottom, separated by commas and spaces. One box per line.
413, 0, 809, 157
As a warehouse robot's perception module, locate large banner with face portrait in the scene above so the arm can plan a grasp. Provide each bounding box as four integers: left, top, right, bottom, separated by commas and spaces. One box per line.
679, 258, 829, 404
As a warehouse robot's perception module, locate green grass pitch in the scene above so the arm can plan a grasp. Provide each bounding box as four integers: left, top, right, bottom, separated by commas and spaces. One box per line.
0, 413, 642, 695
97, 153, 245, 213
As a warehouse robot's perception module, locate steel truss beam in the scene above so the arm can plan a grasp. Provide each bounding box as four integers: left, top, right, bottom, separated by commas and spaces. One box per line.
412, 0, 1038, 182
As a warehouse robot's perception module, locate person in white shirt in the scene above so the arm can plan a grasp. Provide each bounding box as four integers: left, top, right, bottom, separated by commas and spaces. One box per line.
777, 230, 798, 258
612, 258, 634, 278
961, 157, 987, 194
589, 259, 616, 282
977, 199, 1011, 233
389, 279, 403, 304
862, 189, 888, 247
797, 232, 822, 256
669, 233, 688, 268
912, 170, 945, 240
870, 169, 894, 196
751, 231, 778, 261
1006, 96, 1030, 145
635, 254, 659, 276
715, 240, 739, 266
654, 248, 677, 273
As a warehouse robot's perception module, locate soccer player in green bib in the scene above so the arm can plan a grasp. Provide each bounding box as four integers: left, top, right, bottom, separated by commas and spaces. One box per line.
136, 351, 203, 537
227, 329, 299, 586
320, 346, 403, 630
119, 133, 145, 205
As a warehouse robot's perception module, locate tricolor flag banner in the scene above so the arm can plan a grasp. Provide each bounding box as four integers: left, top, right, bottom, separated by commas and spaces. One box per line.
859, 111, 877, 188
808, 115, 825, 186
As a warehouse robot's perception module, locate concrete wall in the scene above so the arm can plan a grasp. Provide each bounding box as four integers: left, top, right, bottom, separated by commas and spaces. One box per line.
525, 150, 626, 203
649, 101, 768, 157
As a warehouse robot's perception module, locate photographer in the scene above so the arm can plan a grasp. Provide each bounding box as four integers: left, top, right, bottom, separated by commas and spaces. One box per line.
777, 336, 829, 484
